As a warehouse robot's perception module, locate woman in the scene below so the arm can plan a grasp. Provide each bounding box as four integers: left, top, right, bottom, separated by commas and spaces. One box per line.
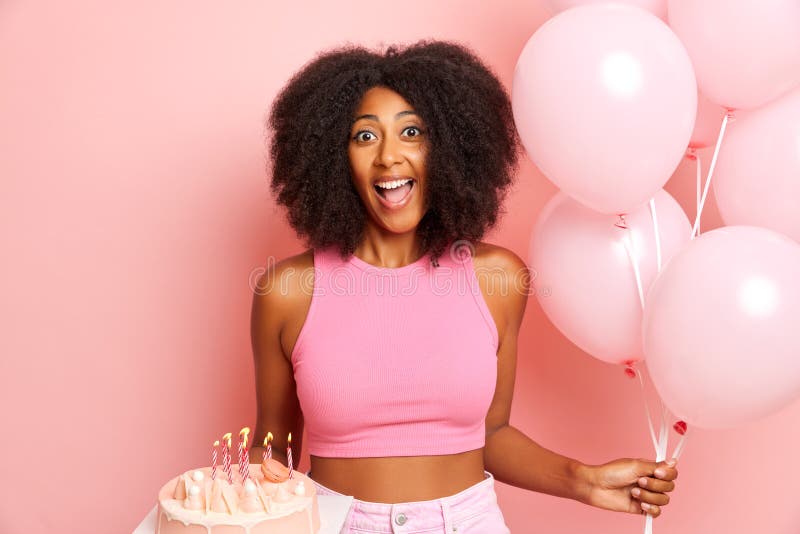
248, 39, 678, 533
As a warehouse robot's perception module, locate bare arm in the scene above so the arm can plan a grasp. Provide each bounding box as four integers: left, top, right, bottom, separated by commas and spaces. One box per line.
247, 256, 307, 465
481, 246, 680, 518
480, 245, 592, 503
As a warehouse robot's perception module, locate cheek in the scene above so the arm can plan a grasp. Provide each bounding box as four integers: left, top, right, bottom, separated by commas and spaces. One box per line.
347, 154, 369, 188
348, 146, 367, 170
413, 145, 428, 172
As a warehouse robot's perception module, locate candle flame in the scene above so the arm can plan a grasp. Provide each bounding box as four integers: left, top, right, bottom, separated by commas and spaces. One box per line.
223, 432, 232, 448
213, 440, 219, 447
288, 432, 292, 444
264, 431, 273, 446
239, 427, 250, 448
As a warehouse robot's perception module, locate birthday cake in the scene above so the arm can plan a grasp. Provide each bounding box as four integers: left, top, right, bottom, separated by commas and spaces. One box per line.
156, 432, 319, 534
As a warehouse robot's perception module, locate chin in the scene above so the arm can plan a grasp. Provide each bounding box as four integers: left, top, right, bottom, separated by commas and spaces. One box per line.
378, 222, 422, 235
373, 212, 424, 234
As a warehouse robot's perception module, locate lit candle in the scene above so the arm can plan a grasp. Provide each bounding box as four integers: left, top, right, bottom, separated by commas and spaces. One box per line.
211, 440, 219, 481
237, 431, 244, 479
222, 433, 233, 484
239, 427, 251, 483
287, 432, 293, 479
263, 431, 273, 462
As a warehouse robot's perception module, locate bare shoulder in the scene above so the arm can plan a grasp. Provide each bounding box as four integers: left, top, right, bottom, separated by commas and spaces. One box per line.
470, 241, 531, 334
471, 241, 527, 272
254, 249, 314, 306
252, 249, 315, 360
274, 248, 314, 273
274, 248, 315, 284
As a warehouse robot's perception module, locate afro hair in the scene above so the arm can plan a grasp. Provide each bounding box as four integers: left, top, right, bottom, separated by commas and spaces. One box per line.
266, 39, 522, 265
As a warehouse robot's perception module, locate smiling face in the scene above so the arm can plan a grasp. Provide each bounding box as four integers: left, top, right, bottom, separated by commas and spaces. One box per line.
348, 86, 429, 235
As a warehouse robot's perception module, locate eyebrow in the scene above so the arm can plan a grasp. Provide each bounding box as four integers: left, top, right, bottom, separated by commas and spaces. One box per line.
352, 110, 419, 123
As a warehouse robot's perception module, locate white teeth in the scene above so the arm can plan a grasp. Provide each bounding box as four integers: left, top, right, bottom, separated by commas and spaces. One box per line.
375, 178, 412, 189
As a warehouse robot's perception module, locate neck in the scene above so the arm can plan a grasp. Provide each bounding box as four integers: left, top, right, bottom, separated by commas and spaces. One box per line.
355, 225, 423, 268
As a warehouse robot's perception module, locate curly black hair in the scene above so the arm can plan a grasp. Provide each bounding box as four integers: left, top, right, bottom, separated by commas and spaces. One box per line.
266, 39, 522, 265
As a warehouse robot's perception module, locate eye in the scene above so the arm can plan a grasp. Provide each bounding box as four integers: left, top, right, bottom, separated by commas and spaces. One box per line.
403, 126, 424, 138
353, 130, 376, 142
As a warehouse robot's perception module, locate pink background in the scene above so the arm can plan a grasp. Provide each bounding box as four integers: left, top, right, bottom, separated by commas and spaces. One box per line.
2, 1, 799, 532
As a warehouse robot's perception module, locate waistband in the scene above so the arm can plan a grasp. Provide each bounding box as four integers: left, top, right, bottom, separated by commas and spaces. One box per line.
306, 469, 499, 524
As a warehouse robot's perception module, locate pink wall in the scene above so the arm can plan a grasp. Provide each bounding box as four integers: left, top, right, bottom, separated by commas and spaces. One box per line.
1, 1, 798, 532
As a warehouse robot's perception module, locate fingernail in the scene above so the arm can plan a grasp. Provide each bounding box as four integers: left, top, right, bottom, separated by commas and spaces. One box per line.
666, 459, 676, 467
638, 477, 648, 487
655, 468, 666, 478
641, 503, 651, 511
631, 487, 641, 497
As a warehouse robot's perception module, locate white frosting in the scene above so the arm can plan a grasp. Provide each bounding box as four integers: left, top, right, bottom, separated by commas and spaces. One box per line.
159, 507, 317, 534
157, 467, 316, 534
160, 496, 312, 525
273, 482, 291, 504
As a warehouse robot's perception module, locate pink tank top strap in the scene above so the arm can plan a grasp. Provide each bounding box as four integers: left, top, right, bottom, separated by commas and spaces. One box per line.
456, 243, 500, 350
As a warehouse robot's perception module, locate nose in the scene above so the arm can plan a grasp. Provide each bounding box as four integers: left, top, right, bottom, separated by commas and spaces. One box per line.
374, 134, 403, 167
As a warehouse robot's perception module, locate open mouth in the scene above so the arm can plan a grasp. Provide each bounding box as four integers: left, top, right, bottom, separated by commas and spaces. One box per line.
374, 179, 415, 206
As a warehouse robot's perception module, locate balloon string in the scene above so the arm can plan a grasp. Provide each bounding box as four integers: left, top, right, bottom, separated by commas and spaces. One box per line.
696, 154, 701, 220
622, 231, 646, 309
648, 198, 662, 271
622, 199, 665, 452
622, 193, 664, 309
644, 403, 670, 534
644, 419, 690, 532
621, 200, 668, 534
672, 427, 692, 460
687, 149, 703, 236
646, 124, 706, 533
671, 427, 689, 461
634, 364, 659, 450
657, 402, 668, 462
691, 111, 734, 239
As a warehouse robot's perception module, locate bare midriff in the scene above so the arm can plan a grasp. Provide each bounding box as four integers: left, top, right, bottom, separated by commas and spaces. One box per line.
308, 448, 486, 503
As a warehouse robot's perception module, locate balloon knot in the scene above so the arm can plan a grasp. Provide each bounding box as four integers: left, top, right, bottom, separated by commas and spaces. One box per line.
673, 420, 688, 435
623, 360, 636, 379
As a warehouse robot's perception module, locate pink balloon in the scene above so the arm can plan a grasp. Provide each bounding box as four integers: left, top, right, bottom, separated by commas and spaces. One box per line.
547, 0, 667, 20
668, 0, 800, 110
512, 4, 697, 215
643, 226, 800, 429
689, 90, 726, 149
530, 189, 691, 365
713, 87, 800, 244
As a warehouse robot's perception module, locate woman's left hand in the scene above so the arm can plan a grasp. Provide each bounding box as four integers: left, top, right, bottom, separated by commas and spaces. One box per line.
582, 457, 679, 518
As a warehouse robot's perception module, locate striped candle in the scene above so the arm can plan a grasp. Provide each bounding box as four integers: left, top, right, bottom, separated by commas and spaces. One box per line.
237, 435, 244, 479
222, 433, 233, 483
287, 432, 293, 479
263, 431, 273, 461
211, 440, 219, 481
239, 427, 251, 482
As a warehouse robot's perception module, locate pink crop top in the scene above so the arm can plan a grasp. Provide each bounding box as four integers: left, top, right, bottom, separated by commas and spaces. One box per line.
290, 241, 499, 458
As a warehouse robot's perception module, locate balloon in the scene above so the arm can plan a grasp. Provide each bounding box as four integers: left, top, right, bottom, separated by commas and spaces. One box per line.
689, 90, 726, 149
529, 189, 691, 365
668, 0, 800, 110
546, 0, 667, 20
643, 226, 800, 429
512, 4, 697, 215
713, 87, 800, 243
